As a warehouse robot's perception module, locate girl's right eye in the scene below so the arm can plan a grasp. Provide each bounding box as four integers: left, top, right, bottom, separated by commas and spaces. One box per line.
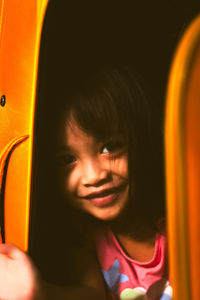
101, 141, 123, 154
56, 154, 77, 167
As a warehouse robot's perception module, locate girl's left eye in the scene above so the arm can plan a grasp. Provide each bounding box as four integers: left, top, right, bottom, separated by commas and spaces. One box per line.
101, 141, 123, 154
56, 154, 77, 166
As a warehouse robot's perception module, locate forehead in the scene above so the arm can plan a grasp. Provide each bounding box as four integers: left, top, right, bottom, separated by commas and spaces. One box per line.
66, 118, 90, 144
56, 111, 127, 154
57, 115, 96, 150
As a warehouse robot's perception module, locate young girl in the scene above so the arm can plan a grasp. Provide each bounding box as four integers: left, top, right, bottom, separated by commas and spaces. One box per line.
0, 66, 171, 300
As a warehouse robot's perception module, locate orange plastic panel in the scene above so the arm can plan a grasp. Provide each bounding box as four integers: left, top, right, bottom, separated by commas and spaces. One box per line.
0, 0, 49, 251
165, 15, 200, 300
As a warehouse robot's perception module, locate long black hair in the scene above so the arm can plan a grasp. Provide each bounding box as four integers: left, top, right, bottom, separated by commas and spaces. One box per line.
54, 65, 165, 232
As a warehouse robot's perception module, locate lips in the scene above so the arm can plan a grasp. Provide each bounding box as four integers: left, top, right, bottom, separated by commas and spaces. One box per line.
81, 183, 127, 207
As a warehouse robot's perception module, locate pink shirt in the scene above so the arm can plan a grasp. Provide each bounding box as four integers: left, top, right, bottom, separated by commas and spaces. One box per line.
94, 229, 172, 299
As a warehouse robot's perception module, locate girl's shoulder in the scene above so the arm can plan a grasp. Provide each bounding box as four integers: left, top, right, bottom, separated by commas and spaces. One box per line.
92, 223, 170, 300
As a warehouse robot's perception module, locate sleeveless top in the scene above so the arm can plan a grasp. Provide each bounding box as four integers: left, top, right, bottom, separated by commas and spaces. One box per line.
94, 228, 172, 300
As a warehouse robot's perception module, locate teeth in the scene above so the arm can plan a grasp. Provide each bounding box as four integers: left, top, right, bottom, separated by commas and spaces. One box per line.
87, 189, 114, 199
84, 182, 127, 200
97, 190, 112, 197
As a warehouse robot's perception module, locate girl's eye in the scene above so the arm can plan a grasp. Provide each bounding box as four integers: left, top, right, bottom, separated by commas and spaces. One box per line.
56, 154, 77, 166
101, 141, 123, 154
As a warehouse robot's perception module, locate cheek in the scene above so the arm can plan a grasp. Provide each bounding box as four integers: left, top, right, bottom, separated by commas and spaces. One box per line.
111, 156, 128, 178
58, 168, 79, 197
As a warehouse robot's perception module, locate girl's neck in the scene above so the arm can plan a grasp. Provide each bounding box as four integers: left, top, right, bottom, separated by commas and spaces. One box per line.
109, 215, 157, 262
115, 232, 156, 262
110, 213, 157, 241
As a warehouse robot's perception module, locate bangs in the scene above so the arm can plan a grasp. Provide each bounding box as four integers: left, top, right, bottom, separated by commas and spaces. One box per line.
67, 68, 134, 142
70, 91, 124, 141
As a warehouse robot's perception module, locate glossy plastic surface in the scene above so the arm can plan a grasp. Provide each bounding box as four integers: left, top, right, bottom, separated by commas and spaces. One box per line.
0, 0, 49, 251
165, 14, 200, 300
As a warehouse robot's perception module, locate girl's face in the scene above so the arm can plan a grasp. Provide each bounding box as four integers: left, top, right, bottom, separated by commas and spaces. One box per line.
56, 116, 129, 221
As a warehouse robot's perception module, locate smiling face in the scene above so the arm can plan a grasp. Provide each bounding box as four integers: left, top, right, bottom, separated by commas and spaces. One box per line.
56, 116, 129, 221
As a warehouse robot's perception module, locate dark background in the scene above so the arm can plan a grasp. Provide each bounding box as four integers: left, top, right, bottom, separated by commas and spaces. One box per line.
29, 0, 200, 284
39, 0, 200, 116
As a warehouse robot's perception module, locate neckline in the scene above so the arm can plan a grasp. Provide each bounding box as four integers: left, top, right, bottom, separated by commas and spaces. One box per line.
109, 229, 163, 267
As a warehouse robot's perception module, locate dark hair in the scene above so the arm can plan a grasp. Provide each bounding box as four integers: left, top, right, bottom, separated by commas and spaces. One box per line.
31, 65, 165, 280
56, 65, 164, 231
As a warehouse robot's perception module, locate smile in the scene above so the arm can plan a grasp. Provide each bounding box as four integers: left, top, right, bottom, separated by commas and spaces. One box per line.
82, 183, 127, 207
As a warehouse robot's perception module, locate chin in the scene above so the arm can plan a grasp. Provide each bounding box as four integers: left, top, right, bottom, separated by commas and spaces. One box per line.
88, 205, 123, 221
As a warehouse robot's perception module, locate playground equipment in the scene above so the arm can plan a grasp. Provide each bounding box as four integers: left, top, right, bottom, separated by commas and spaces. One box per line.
0, 1, 200, 298
165, 14, 200, 300
0, 0, 49, 250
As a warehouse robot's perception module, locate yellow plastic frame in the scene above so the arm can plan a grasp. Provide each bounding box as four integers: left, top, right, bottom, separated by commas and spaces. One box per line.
0, 0, 49, 251
165, 14, 200, 300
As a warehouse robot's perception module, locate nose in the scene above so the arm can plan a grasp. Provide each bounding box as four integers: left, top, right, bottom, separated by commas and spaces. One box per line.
81, 158, 110, 187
